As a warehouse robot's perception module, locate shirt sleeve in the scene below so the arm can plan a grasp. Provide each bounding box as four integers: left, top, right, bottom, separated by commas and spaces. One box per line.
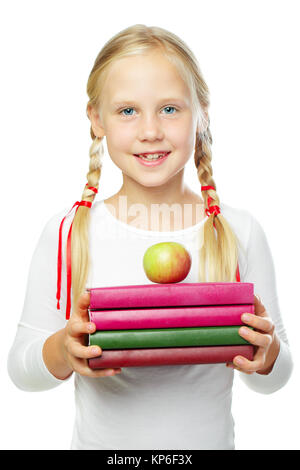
238, 212, 293, 394
7, 209, 73, 392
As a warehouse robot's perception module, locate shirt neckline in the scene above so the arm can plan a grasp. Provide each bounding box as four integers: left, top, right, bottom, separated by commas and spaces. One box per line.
98, 199, 209, 236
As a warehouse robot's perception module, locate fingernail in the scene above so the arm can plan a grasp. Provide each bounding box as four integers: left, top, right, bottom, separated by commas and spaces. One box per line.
91, 347, 101, 355
242, 314, 251, 322
235, 357, 244, 365
240, 327, 249, 336
87, 323, 95, 332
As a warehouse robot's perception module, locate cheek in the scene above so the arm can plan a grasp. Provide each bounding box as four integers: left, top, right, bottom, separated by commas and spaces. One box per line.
167, 113, 195, 144
168, 122, 195, 156
106, 125, 134, 157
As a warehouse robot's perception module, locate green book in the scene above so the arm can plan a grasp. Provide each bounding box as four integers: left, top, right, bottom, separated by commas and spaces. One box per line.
89, 326, 252, 350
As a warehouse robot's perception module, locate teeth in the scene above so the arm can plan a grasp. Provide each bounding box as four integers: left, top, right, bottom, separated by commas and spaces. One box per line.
138, 153, 167, 160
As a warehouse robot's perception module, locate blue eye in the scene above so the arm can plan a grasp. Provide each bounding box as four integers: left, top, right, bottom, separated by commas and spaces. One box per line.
119, 106, 178, 116
163, 106, 176, 114
121, 108, 135, 116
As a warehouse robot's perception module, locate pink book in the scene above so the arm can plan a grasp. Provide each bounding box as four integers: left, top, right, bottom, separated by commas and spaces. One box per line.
88, 282, 254, 310
88, 345, 254, 369
89, 304, 255, 330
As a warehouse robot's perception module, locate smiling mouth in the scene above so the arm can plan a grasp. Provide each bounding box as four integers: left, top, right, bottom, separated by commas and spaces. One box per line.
134, 152, 171, 161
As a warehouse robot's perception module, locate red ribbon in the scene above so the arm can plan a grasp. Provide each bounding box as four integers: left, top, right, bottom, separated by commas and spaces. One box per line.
201, 186, 220, 218
85, 183, 98, 194
201, 185, 240, 282
201, 186, 220, 216
205, 199, 221, 218
56, 198, 93, 320
56, 184, 98, 319
201, 185, 216, 191
236, 264, 241, 282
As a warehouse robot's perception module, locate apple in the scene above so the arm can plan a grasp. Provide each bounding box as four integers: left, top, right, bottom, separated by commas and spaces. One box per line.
143, 242, 192, 283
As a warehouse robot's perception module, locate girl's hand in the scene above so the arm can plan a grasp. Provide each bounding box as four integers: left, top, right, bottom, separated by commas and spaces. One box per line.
62, 292, 122, 378
226, 295, 280, 375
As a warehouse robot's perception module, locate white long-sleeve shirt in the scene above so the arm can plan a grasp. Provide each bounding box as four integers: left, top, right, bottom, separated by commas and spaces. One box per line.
7, 199, 293, 450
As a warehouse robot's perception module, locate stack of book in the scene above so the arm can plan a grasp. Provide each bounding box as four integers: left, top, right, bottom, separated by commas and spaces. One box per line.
88, 282, 254, 369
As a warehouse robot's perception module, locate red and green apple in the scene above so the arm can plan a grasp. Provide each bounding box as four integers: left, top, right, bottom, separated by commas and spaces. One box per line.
143, 242, 192, 283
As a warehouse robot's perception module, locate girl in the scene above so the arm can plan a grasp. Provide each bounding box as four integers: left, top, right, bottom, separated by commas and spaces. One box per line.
7, 24, 293, 450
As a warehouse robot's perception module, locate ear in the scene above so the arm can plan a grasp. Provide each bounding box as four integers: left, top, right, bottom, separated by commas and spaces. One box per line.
87, 105, 105, 138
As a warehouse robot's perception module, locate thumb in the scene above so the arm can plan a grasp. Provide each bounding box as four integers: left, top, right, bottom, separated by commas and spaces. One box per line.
74, 291, 91, 320
254, 294, 267, 317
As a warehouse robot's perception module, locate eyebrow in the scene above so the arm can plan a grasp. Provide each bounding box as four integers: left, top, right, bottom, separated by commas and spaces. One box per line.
111, 98, 187, 109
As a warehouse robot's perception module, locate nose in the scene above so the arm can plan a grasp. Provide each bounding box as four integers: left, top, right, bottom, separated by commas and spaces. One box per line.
137, 112, 164, 141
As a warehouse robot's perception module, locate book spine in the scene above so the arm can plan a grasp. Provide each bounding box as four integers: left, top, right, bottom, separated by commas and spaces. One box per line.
89, 282, 254, 310
88, 345, 254, 369
89, 304, 255, 330
89, 326, 252, 349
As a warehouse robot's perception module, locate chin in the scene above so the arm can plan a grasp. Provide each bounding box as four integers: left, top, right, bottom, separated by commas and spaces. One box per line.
135, 174, 175, 188
121, 158, 186, 188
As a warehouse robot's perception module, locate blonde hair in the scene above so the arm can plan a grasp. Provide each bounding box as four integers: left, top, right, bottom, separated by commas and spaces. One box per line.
70, 24, 240, 311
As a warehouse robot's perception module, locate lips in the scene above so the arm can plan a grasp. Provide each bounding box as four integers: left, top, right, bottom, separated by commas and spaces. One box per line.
134, 151, 171, 157
133, 152, 170, 167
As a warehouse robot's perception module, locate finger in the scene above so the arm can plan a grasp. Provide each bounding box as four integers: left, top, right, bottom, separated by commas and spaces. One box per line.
226, 360, 253, 374
241, 313, 274, 334
69, 356, 122, 377
72, 292, 91, 321
68, 341, 102, 359
233, 348, 265, 373
78, 291, 90, 309
239, 326, 273, 349
67, 319, 96, 338
254, 295, 268, 317
80, 366, 123, 378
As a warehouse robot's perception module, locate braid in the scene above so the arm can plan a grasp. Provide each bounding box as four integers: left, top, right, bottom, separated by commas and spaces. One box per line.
195, 122, 219, 208
194, 123, 239, 282
84, 136, 103, 199
70, 136, 104, 311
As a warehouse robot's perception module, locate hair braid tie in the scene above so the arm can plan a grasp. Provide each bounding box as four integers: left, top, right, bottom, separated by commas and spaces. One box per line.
56, 190, 95, 319
205, 199, 220, 217
201, 185, 220, 216
85, 183, 98, 194
201, 185, 240, 282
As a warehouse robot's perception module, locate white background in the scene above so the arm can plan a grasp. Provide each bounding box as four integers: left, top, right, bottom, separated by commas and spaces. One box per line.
0, 0, 299, 450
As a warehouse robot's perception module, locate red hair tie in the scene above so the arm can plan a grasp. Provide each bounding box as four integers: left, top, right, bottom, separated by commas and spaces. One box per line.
85, 184, 98, 194
201, 185, 240, 282
205, 200, 221, 217
56, 200, 92, 320
201, 186, 220, 217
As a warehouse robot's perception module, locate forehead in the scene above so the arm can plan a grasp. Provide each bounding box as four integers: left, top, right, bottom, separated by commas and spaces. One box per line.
102, 52, 191, 104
